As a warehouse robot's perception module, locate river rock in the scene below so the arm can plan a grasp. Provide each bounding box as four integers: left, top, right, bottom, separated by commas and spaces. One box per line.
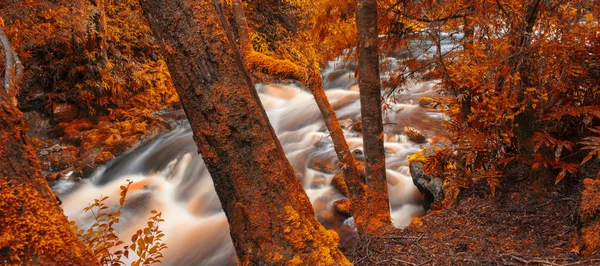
409, 148, 444, 211
352, 149, 365, 161
308, 156, 338, 174
333, 199, 352, 217
331, 173, 349, 197
52, 103, 79, 122
338, 118, 354, 129
47, 145, 77, 171
350, 120, 362, 133
404, 126, 427, 144
418, 97, 439, 109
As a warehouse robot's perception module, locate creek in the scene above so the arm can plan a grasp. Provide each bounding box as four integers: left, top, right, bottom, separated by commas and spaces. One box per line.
53, 59, 445, 265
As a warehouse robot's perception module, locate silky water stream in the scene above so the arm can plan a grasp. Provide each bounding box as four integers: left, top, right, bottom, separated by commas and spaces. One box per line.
53, 63, 445, 265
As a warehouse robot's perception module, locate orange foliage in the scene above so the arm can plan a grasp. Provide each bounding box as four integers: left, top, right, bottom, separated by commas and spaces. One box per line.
0, 0, 178, 116
386, 0, 600, 192
0, 179, 97, 265
73, 180, 167, 265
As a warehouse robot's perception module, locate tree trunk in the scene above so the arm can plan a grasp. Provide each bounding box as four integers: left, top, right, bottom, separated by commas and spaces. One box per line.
91, 0, 108, 65
305, 67, 370, 235
511, 0, 542, 157
356, 0, 393, 234
138, 0, 350, 264
232, 0, 252, 52
228, 0, 386, 237
0, 24, 98, 265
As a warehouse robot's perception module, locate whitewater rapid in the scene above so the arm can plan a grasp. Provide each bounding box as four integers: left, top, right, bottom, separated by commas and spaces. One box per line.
54, 70, 443, 265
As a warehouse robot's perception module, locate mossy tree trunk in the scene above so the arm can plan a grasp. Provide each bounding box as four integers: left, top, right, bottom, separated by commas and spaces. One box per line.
232, 0, 251, 53
356, 0, 394, 234
138, 0, 350, 264
0, 23, 98, 266
227, 0, 382, 237
90, 0, 108, 66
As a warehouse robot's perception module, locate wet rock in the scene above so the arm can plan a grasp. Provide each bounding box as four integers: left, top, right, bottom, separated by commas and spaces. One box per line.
308, 157, 338, 174
333, 199, 352, 217
80, 147, 102, 176
418, 97, 439, 109
47, 147, 76, 171
409, 148, 444, 211
95, 150, 114, 164
39, 144, 62, 157
311, 175, 327, 188
352, 149, 364, 161
46, 168, 82, 182
350, 120, 362, 133
404, 126, 427, 144
331, 174, 349, 197
52, 103, 79, 122
314, 140, 331, 151
338, 118, 354, 129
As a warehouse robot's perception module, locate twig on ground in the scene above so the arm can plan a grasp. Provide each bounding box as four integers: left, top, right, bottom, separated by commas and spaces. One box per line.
391, 258, 417, 266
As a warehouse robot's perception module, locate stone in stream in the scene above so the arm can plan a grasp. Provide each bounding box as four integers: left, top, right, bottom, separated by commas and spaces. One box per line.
418, 97, 439, 109
409, 147, 444, 211
350, 120, 362, 133
308, 157, 339, 174
333, 199, 352, 217
331, 173, 349, 197
404, 126, 427, 144
338, 118, 354, 129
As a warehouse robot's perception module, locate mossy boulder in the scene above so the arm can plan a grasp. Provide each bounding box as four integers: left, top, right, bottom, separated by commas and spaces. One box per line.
331, 174, 349, 197
404, 126, 427, 144
409, 148, 444, 211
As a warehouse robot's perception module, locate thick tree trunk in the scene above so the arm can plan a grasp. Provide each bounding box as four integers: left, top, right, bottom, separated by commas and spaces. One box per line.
0, 25, 97, 264
0, 92, 98, 266
356, 0, 393, 234
138, 0, 349, 264
229, 0, 385, 237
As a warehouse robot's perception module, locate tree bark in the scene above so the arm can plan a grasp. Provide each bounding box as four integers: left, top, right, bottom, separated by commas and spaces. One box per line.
510, 0, 542, 157
229, 0, 383, 237
91, 0, 108, 65
305, 66, 370, 234
232, 0, 252, 52
0, 24, 98, 265
138, 0, 350, 264
356, 0, 393, 234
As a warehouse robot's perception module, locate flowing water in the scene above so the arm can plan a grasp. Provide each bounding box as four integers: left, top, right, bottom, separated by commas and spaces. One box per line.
53, 61, 445, 265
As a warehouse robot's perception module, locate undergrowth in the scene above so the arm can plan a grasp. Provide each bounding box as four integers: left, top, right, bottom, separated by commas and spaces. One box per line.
71, 180, 167, 266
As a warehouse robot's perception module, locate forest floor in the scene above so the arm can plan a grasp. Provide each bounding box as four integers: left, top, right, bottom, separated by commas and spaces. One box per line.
344, 176, 600, 265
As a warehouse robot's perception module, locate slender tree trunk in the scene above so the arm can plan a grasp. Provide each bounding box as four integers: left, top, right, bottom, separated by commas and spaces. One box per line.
232, 0, 251, 52
356, 0, 393, 234
138, 0, 350, 264
0, 24, 98, 266
91, 0, 108, 65
512, 0, 542, 156
305, 67, 370, 234
226, 0, 392, 236
230, 0, 386, 237
0, 26, 15, 93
